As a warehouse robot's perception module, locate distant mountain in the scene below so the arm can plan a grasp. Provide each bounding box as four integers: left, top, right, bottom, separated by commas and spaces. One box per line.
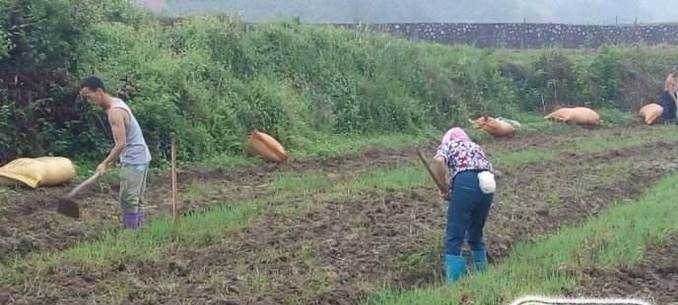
143, 0, 677, 24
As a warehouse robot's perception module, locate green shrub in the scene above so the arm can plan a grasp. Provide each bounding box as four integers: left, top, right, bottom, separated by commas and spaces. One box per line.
0, 0, 148, 162
583, 45, 625, 108
2, 2, 678, 165
525, 49, 582, 111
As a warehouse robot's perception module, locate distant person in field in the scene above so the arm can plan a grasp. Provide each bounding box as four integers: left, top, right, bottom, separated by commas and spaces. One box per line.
79, 76, 152, 229
658, 72, 677, 124
431, 127, 496, 284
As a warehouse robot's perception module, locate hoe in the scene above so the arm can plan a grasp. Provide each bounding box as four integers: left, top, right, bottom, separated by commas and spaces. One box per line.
56, 171, 103, 218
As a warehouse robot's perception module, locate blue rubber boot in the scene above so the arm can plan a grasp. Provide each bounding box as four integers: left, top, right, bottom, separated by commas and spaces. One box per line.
444, 255, 467, 284
471, 249, 487, 272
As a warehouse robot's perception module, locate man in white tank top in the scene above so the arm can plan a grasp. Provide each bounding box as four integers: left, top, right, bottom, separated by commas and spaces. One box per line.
79, 76, 151, 229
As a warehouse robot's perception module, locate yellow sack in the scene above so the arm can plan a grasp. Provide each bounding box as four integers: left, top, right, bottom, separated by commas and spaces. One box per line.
0, 157, 76, 188
247, 131, 288, 163
545, 107, 600, 126
470, 116, 517, 138
638, 103, 663, 125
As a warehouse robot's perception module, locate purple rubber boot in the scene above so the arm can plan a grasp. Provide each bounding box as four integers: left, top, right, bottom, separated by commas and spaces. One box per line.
122, 212, 145, 229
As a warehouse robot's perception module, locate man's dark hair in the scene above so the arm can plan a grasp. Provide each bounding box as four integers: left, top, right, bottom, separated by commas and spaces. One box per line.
80, 75, 106, 92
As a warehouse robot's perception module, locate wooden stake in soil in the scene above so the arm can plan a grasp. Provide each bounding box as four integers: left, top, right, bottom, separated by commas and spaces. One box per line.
171, 133, 178, 222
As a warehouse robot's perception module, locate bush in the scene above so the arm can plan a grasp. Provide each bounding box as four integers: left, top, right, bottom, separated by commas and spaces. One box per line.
67, 16, 519, 162
2, 2, 678, 165
0, 0, 147, 163
583, 46, 625, 108
525, 49, 582, 111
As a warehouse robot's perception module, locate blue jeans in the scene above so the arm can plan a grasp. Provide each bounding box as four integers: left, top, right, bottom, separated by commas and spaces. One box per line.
444, 170, 493, 256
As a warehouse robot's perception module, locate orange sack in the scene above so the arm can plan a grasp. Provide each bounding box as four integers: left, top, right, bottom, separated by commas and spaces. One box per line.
638, 103, 663, 125
545, 107, 600, 126
471, 116, 516, 138
247, 131, 288, 163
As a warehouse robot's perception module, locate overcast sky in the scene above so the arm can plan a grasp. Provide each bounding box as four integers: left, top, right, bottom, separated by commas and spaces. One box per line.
161, 0, 678, 24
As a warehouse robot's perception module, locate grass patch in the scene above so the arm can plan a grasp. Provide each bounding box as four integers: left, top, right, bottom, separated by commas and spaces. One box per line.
192, 132, 431, 172
268, 126, 676, 197
183, 179, 223, 201
367, 173, 678, 305
0, 199, 264, 283
347, 164, 428, 191
198, 153, 263, 172
270, 171, 333, 194
493, 125, 678, 168
598, 107, 635, 125
569, 125, 678, 153
493, 148, 558, 166
291, 132, 433, 160
518, 121, 577, 135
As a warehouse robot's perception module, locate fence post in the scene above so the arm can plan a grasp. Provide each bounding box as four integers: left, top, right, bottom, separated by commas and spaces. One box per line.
171, 133, 178, 223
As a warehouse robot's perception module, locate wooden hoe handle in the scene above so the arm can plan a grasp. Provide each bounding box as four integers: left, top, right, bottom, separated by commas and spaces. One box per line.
416, 150, 448, 193
66, 171, 103, 199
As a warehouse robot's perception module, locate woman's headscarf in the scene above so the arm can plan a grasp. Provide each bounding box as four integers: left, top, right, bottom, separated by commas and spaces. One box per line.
441, 127, 470, 145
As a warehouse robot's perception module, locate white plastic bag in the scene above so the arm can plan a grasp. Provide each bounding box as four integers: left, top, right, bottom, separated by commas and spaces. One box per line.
478, 171, 496, 194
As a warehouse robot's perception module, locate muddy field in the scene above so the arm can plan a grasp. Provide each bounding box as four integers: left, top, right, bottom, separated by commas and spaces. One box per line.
1, 126, 677, 305
0, 127, 615, 260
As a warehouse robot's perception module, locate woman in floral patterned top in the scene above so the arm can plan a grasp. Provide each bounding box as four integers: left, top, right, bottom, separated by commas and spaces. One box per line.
431, 127, 495, 284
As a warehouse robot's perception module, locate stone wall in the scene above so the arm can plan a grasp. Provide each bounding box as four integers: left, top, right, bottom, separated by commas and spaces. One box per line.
136, 0, 166, 13
333, 23, 678, 48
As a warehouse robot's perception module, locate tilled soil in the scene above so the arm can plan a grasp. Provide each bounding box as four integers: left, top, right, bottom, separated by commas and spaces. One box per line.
0, 128, 587, 261
3, 127, 677, 305
0, 146, 421, 261
146, 140, 675, 305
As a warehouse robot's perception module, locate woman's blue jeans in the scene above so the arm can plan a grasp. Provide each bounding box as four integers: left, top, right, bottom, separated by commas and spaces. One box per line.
444, 170, 493, 256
